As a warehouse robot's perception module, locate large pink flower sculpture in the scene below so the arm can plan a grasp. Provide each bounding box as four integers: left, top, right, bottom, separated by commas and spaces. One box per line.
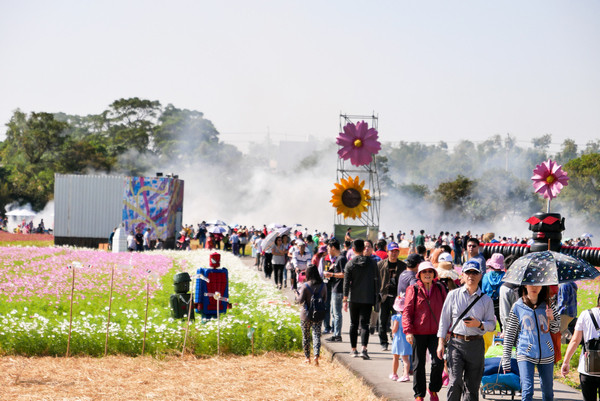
531, 159, 569, 200
336, 121, 381, 166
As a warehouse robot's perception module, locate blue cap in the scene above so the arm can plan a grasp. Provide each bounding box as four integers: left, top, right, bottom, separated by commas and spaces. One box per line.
463, 259, 482, 273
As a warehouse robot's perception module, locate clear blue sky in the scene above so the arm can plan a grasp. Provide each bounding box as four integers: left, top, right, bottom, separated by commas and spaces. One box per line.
1, 1, 599, 152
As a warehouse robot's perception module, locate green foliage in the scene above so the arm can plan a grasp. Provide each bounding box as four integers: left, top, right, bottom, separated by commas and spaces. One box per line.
561, 154, 600, 222
434, 175, 475, 211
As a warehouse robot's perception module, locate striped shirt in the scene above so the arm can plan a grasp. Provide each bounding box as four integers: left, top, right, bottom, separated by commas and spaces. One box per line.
502, 300, 560, 370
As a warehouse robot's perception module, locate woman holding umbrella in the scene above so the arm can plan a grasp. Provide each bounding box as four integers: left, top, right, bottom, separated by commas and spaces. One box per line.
501, 285, 560, 401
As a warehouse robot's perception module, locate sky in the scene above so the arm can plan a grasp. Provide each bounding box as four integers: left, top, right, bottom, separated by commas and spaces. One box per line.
1, 0, 599, 153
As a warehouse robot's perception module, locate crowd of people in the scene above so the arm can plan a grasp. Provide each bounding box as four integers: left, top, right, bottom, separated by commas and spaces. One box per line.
236, 225, 593, 401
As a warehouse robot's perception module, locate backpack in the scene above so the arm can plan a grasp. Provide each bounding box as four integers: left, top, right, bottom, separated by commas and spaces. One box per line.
305, 283, 326, 321
584, 308, 600, 374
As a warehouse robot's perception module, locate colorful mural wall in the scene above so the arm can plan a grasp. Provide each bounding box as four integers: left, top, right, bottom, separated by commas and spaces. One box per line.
122, 177, 184, 241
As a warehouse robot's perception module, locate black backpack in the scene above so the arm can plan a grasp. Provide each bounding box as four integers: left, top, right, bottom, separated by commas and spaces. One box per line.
305, 283, 326, 321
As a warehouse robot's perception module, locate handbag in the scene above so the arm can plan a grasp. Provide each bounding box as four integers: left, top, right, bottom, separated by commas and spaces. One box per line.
584, 309, 600, 374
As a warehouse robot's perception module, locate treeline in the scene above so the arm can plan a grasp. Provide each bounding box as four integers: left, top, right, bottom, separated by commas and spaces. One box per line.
0, 98, 243, 211
376, 135, 600, 226
1, 97, 599, 227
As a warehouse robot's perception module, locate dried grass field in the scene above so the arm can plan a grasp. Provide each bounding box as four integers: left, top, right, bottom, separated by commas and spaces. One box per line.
0, 352, 384, 401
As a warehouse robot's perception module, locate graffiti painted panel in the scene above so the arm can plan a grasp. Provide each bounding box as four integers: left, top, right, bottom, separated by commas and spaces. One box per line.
122, 177, 183, 240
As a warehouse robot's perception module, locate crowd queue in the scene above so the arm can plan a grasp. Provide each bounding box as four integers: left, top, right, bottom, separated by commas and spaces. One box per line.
120, 221, 595, 401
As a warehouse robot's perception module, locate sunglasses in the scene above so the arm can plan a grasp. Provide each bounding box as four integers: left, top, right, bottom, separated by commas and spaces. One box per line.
464, 270, 480, 275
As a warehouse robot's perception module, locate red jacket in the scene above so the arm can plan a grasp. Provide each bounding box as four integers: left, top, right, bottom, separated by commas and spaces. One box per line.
402, 280, 447, 335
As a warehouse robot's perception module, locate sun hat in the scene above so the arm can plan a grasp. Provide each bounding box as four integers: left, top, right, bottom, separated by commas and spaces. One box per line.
387, 242, 400, 251
486, 253, 505, 271
438, 252, 453, 263
406, 253, 424, 268
417, 261, 438, 279
437, 262, 459, 280
462, 259, 482, 273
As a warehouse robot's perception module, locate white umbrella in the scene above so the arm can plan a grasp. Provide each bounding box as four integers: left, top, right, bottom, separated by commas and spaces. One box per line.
207, 220, 227, 226
582, 233, 594, 238
267, 223, 284, 230
208, 225, 228, 234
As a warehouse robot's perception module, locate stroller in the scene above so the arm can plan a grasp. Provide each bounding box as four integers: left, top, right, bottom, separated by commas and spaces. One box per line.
480, 339, 521, 400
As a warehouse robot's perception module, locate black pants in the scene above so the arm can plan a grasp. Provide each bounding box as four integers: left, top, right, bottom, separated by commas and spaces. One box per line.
493, 299, 502, 332
581, 373, 600, 401
379, 296, 395, 346
273, 264, 284, 286
263, 253, 273, 278
349, 302, 373, 349
413, 334, 444, 398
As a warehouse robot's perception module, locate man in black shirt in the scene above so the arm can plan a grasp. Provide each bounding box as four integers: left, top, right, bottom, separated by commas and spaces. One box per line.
324, 239, 347, 342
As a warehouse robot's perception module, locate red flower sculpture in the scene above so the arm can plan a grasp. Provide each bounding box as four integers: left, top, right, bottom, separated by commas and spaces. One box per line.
531, 159, 569, 200
336, 121, 381, 167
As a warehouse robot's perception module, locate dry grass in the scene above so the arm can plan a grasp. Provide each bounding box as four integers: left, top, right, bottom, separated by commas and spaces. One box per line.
0, 352, 384, 401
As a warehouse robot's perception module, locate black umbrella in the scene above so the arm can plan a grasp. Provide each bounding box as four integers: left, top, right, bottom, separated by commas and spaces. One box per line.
502, 250, 600, 286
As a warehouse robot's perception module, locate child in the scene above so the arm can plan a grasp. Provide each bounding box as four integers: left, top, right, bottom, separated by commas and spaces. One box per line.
390, 300, 411, 382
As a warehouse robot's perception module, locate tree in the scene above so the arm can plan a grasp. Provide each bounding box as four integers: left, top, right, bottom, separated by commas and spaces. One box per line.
532, 134, 552, 151
561, 154, 600, 224
434, 175, 475, 211
555, 139, 578, 164
105, 97, 161, 157
153, 104, 220, 163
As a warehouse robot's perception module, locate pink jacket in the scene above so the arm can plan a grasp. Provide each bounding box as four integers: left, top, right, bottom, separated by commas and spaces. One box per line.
402, 280, 447, 335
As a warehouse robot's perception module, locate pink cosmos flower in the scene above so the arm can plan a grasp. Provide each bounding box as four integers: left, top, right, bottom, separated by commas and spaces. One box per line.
531, 159, 569, 199
336, 121, 381, 166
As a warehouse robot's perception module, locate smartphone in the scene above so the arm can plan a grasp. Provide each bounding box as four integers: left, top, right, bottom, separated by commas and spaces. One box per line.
463, 317, 473, 322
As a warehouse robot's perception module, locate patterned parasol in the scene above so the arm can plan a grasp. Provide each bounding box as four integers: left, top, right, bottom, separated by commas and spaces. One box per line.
503, 250, 600, 286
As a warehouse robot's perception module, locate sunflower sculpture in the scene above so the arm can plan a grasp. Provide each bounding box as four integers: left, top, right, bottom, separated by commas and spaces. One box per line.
330, 176, 371, 219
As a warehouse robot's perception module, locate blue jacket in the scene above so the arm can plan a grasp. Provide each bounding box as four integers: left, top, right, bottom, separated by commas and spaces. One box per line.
481, 271, 505, 300
507, 298, 556, 362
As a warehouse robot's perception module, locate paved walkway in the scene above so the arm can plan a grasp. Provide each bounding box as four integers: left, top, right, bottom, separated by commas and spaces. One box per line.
241, 256, 582, 401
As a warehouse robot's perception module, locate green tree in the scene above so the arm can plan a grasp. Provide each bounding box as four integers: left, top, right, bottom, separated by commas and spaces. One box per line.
555, 139, 578, 164
105, 97, 161, 156
561, 153, 600, 223
434, 175, 475, 211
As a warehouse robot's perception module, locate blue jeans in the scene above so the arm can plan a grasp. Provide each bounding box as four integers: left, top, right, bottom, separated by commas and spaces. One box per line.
517, 360, 554, 401
331, 292, 343, 337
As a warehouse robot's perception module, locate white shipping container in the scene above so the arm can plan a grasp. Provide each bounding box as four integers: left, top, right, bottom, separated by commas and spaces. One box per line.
54, 174, 125, 239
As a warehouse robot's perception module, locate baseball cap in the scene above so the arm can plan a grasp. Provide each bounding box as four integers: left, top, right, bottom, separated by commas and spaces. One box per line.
438, 252, 453, 263
387, 242, 400, 251
463, 259, 482, 273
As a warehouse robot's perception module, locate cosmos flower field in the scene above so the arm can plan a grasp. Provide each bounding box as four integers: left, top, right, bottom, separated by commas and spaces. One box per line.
0, 247, 302, 356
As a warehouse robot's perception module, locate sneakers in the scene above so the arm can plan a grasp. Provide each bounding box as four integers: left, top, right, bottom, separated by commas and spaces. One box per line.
415, 397, 424, 401
351, 350, 360, 358
398, 375, 410, 382
428, 390, 439, 401
389, 373, 399, 381
381, 344, 389, 351
326, 336, 342, 342
442, 370, 449, 386
360, 350, 370, 360
322, 329, 332, 335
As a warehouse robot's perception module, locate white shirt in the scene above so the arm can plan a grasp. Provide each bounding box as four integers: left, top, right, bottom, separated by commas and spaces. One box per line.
575, 308, 600, 376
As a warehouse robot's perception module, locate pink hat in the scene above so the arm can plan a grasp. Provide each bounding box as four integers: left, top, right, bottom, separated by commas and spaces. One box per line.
486, 253, 505, 271
417, 261, 438, 279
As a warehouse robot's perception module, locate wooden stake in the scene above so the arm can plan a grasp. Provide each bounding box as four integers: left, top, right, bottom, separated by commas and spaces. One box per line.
104, 264, 115, 356
141, 280, 150, 356
66, 266, 76, 357
181, 284, 195, 358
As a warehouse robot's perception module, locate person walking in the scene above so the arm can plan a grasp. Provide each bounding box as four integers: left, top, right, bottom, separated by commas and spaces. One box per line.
436, 259, 496, 401
378, 242, 407, 351
403, 262, 447, 401
502, 285, 560, 401
271, 236, 286, 289
324, 238, 347, 342
561, 293, 600, 401
390, 305, 412, 382
343, 239, 381, 360
297, 264, 327, 365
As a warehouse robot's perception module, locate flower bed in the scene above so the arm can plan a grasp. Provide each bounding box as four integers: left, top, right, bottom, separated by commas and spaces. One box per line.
0, 247, 301, 356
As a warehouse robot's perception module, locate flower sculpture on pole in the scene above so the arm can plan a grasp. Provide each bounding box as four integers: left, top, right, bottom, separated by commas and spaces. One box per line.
336, 121, 381, 166
531, 159, 569, 212
330, 176, 371, 219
